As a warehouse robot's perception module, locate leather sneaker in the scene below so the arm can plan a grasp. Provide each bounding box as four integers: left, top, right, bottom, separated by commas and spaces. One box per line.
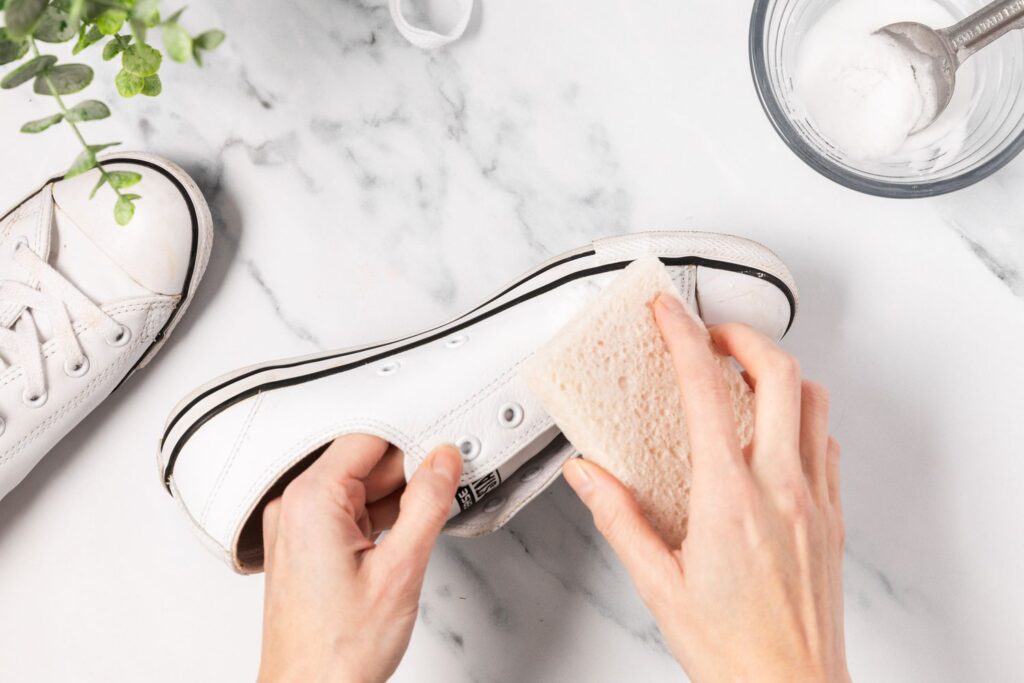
0, 153, 213, 501
161, 231, 797, 572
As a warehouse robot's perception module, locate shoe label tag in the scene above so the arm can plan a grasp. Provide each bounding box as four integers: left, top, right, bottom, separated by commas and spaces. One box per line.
454, 470, 503, 512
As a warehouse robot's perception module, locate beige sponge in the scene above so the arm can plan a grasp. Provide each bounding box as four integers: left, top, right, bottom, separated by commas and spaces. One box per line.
522, 257, 754, 546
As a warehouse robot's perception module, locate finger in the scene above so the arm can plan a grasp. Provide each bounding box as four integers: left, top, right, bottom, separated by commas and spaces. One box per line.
367, 488, 403, 536
364, 445, 406, 503
306, 433, 392, 484
708, 323, 803, 485
261, 497, 282, 573
800, 381, 831, 500
653, 295, 746, 482
826, 437, 843, 520
376, 445, 462, 580
563, 458, 681, 609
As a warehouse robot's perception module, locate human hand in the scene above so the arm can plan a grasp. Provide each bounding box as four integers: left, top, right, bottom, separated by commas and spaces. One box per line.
257, 434, 463, 683
563, 295, 849, 683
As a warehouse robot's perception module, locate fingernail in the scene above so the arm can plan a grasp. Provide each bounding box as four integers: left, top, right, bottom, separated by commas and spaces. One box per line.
564, 459, 594, 499
655, 293, 686, 317
429, 445, 461, 485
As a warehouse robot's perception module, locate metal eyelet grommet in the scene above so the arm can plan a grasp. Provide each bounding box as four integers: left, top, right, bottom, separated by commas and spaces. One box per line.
519, 465, 541, 483
498, 402, 524, 428
376, 361, 401, 377
444, 335, 468, 349
456, 436, 481, 462
23, 390, 48, 408
483, 495, 506, 513
64, 357, 90, 378
106, 325, 131, 347
0, 416, 6, 436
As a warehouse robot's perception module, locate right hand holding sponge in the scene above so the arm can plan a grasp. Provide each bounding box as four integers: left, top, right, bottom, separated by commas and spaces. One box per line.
523, 256, 755, 546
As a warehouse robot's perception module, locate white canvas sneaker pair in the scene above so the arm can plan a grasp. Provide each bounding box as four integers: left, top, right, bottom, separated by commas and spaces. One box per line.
160, 231, 798, 573
0, 153, 212, 502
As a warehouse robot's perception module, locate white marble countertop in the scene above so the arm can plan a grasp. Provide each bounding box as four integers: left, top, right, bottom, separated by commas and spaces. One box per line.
2, 1, 1023, 681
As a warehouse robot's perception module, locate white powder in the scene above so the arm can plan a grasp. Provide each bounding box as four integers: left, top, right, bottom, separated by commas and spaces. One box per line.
794, 0, 972, 162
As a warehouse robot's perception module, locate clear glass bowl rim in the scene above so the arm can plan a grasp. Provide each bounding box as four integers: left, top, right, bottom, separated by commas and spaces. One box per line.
748, 0, 1024, 198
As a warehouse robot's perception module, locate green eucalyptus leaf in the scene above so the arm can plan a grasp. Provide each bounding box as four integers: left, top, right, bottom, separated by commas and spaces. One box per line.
4, 0, 48, 39
162, 7, 185, 24
0, 29, 31, 65
114, 68, 143, 96
72, 25, 102, 54
65, 99, 110, 122
121, 42, 161, 76
89, 142, 120, 154
33, 63, 92, 95
0, 54, 55, 89
88, 174, 106, 199
161, 22, 190, 62
114, 194, 137, 225
132, 0, 160, 25
95, 8, 126, 35
141, 73, 161, 96
107, 170, 141, 189
20, 112, 63, 133
66, 148, 97, 178
194, 29, 225, 51
33, 5, 77, 43
102, 35, 128, 60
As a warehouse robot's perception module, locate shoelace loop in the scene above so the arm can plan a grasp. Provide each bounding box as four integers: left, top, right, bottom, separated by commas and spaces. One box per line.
0, 237, 124, 408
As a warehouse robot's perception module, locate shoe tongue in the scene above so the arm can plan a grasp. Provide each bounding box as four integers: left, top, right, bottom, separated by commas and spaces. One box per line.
0, 188, 54, 329
0, 185, 150, 342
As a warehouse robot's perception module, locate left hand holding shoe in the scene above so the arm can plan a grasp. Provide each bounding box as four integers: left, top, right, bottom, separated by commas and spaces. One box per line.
257, 434, 463, 683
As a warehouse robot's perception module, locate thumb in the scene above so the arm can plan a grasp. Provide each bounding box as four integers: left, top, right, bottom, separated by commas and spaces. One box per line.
563, 458, 681, 606
376, 445, 462, 579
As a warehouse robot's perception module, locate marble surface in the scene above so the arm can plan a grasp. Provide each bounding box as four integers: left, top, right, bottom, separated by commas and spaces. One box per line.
1, 0, 1023, 681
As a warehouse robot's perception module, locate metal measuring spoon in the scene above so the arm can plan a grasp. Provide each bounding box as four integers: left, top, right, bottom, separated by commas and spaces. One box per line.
876, 0, 1024, 132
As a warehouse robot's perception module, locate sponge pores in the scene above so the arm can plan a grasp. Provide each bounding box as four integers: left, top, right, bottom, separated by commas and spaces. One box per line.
522, 256, 754, 546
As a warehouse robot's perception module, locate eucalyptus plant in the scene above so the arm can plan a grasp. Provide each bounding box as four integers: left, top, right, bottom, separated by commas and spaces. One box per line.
0, 0, 223, 224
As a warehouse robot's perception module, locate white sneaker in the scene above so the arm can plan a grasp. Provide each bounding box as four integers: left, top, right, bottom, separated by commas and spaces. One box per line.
161, 231, 797, 573
0, 153, 213, 501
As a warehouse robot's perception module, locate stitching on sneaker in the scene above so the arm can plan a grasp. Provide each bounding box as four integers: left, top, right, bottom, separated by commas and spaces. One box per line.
201, 393, 265, 526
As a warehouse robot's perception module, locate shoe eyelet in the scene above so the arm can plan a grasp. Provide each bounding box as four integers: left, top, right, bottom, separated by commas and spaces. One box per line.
106, 325, 131, 347
64, 357, 90, 378
497, 402, 524, 428
23, 390, 48, 408
519, 465, 541, 483
483, 495, 506, 513
444, 335, 468, 349
456, 436, 481, 462
376, 361, 401, 377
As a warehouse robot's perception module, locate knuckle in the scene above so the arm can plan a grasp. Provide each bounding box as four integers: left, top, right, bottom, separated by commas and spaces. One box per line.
834, 514, 847, 549
827, 436, 842, 457
401, 484, 450, 525
802, 381, 830, 412
778, 482, 813, 521
262, 497, 282, 523
769, 354, 801, 386
593, 504, 628, 540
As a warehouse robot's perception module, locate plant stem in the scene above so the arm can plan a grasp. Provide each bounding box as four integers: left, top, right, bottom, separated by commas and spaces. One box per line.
29, 39, 124, 199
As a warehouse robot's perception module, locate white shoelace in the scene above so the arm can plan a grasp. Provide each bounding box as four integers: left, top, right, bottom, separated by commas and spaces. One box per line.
0, 237, 126, 409
389, 0, 474, 49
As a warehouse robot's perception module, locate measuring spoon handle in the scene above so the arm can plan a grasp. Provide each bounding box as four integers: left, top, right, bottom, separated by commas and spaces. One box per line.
940, 0, 1024, 64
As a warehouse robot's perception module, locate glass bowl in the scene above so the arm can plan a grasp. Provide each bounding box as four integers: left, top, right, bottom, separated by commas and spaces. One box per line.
750, 0, 1024, 197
